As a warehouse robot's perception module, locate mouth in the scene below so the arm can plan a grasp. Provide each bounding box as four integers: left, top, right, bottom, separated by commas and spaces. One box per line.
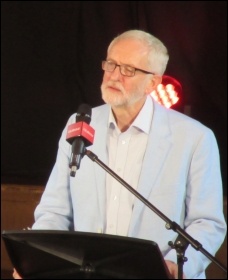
106, 85, 122, 93
109, 86, 120, 91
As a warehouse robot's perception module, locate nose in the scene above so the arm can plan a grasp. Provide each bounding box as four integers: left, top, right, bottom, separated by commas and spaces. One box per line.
110, 65, 122, 79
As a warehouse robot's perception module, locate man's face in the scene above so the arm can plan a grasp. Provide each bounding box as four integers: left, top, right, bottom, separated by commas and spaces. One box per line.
101, 39, 153, 108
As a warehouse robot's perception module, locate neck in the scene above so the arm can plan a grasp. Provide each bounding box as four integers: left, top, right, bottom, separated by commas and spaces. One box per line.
112, 98, 146, 132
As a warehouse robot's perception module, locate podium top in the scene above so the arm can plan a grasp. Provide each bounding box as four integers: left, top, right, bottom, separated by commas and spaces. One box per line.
2, 230, 171, 279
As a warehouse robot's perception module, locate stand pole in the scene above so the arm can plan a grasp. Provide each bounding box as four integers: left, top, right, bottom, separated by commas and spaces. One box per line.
85, 149, 227, 278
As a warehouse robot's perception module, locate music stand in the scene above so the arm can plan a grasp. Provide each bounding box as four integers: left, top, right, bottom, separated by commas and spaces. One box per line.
2, 230, 171, 279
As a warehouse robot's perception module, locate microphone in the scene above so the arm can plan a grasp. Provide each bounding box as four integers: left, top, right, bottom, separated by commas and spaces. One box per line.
66, 104, 95, 177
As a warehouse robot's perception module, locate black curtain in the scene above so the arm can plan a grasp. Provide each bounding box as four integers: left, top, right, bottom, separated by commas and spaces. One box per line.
1, 1, 227, 194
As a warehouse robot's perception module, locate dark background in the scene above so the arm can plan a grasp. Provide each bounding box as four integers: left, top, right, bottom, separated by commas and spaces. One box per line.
1, 1, 227, 194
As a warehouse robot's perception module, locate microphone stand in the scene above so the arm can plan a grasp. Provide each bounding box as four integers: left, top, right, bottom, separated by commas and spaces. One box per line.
85, 149, 227, 279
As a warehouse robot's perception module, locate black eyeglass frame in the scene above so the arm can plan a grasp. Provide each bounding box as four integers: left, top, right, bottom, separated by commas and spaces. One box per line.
102, 60, 155, 77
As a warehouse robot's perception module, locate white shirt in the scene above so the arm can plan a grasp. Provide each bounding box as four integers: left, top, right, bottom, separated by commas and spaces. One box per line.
105, 97, 153, 236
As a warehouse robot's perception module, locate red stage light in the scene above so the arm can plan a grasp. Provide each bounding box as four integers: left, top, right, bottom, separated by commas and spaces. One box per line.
151, 75, 182, 109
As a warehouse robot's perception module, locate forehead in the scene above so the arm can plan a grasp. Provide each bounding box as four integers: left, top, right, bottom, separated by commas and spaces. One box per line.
107, 38, 149, 66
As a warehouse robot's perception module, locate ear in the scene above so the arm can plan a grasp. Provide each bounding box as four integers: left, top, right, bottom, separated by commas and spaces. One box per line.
145, 75, 162, 94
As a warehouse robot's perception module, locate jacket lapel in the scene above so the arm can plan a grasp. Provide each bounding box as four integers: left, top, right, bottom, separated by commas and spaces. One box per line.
89, 105, 110, 228
129, 104, 172, 235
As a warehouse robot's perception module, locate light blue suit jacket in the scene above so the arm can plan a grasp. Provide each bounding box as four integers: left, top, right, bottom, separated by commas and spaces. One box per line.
33, 98, 226, 278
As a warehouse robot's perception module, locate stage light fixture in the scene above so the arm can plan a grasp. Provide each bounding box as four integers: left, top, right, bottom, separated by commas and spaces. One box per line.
150, 75, 182, 109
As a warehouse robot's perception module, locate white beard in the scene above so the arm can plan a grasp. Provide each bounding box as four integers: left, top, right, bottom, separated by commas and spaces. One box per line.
101, 82, 145, 107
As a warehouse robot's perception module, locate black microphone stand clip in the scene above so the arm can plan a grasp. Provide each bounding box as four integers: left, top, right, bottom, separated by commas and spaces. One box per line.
168, 231, 190, 279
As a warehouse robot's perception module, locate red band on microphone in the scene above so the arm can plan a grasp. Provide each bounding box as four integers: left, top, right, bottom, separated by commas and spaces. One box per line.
66, 121, 95, 145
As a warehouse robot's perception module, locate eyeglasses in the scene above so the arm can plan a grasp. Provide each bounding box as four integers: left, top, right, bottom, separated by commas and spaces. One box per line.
102, 60, 155, 77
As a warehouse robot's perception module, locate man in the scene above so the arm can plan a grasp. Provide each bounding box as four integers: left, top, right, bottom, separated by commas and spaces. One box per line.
13, 30, 226, 279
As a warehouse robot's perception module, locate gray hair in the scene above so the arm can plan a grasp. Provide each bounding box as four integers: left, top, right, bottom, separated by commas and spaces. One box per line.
108, 30, 169, 75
